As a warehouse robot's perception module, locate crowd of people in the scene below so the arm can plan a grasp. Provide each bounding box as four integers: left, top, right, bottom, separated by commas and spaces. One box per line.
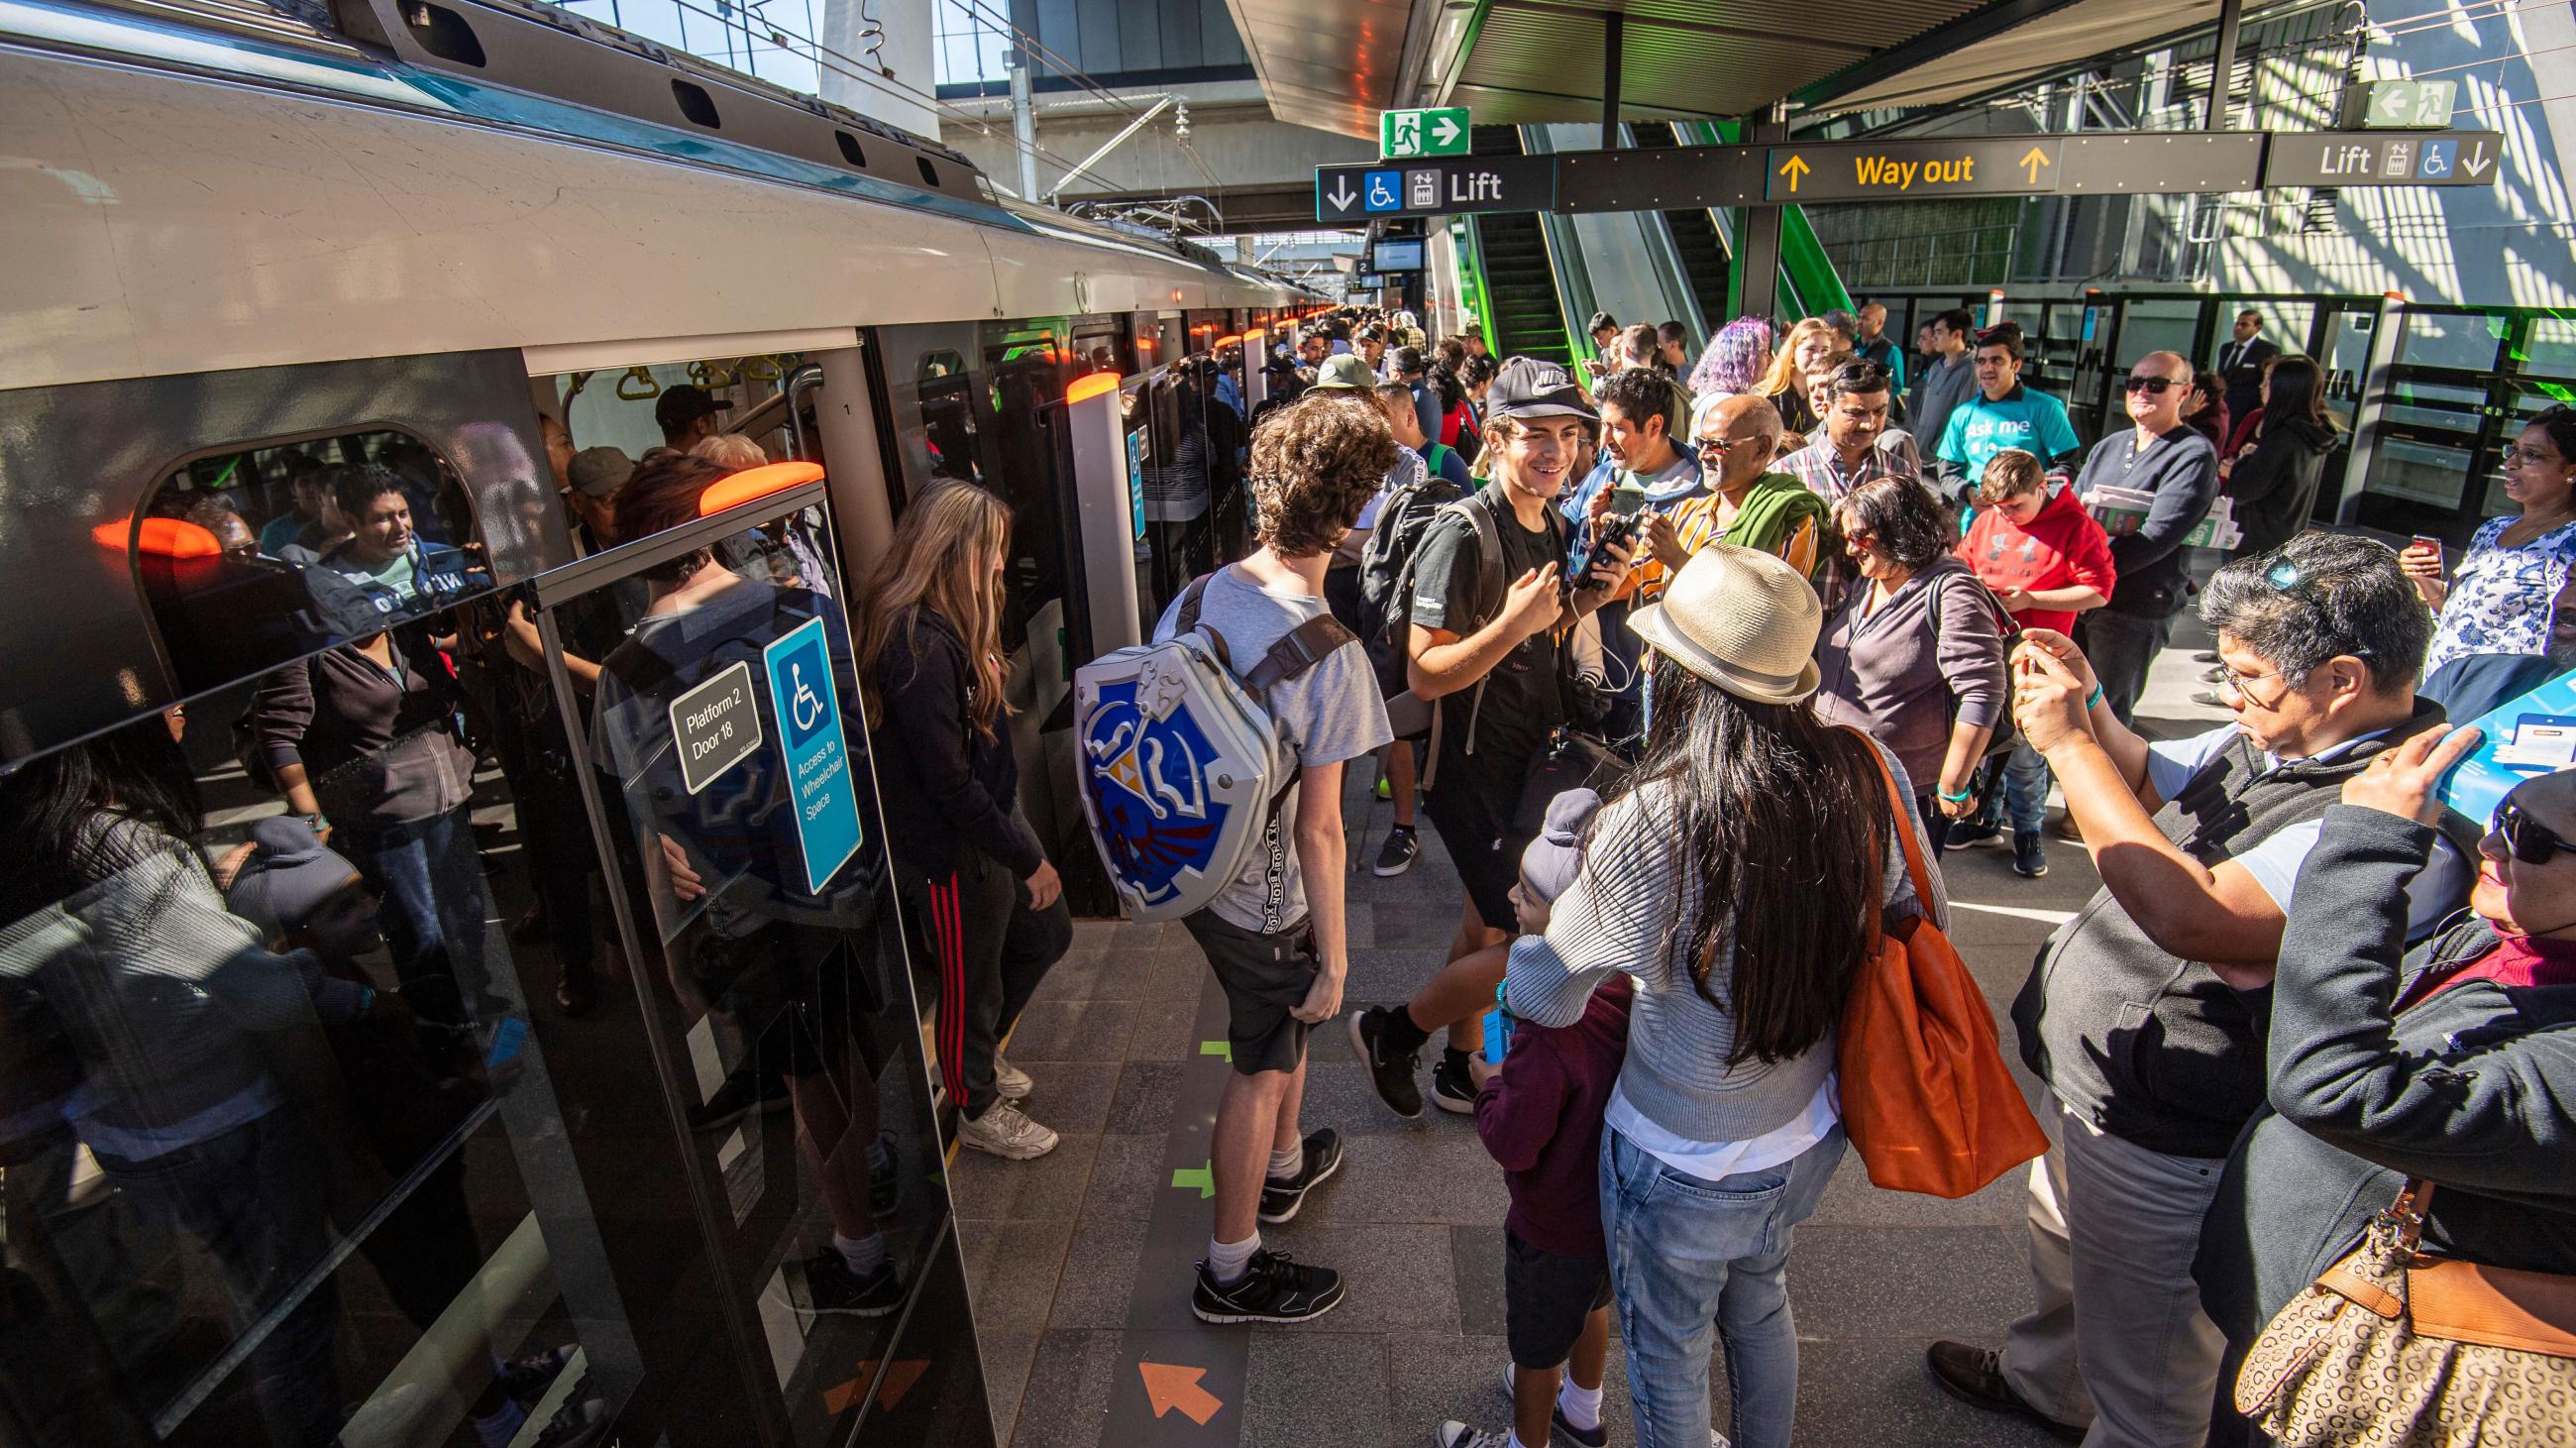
1083, 300, 2576, 1448
7, 294, 2571, 1448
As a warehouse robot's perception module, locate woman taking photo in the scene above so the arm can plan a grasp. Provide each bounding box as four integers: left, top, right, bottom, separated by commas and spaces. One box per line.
856, 483, 1073, 1161
1505, 544, 1946, 1448
1814, 475, 2009, 850
2408, 403, 2576, 675
2219, 356, 2337, 558
2195, 733, 2576, 1447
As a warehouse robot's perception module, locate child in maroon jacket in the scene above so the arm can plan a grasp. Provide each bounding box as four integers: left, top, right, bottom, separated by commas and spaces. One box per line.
1437, 789, 1634, 1448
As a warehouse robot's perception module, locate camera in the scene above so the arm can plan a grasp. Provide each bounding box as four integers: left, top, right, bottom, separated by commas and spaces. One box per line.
1567, 480, 1647, 591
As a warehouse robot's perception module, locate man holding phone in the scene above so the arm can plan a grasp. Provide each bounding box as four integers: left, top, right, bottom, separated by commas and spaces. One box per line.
1564, 369, 1702, 740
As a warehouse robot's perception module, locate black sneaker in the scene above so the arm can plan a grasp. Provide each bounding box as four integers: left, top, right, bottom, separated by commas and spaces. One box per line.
1373, 825, 1419, 877
494, 1343, 577, 1404
795, 1252, 904, 1318
530, 1382, 612, 1448
2013, 832, 2049, 878
1430, 1054, 1478, 1115
1346, 1008, 1423, 1119
1942, 821, 2003, 850
689, 1070, 790, 1133
1190, 1248, 1343, 1325
1258, 1128, 1342, 1224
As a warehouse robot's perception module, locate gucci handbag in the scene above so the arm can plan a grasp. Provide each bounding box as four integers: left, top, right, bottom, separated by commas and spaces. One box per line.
2235, 1179, 2576, 1446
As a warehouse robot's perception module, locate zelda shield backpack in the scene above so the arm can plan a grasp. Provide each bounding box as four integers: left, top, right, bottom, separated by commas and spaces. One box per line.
1072, 574, 1353, 923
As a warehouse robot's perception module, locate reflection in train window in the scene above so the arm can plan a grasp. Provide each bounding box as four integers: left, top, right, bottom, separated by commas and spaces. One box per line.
539, 356, 821, 561
0, 646, 635, 1448
131, 428, 495, 697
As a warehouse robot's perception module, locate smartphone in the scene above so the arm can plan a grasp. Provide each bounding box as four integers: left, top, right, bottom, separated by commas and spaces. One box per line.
2411, 534, 2444, 568
1569, 480, 1649, 590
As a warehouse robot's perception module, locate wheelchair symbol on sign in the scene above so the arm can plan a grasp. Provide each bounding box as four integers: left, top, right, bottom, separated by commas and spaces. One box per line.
789, 662, 826, 732
1364, 170, 1401, 211
2416, 139, 2455, 179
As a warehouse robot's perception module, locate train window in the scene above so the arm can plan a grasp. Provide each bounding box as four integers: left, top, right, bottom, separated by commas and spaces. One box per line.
914, 157, 939, 188
672, 78, 721, 129
127, 428, 496, 698
402, 0, 486, 65
541, 354, 811, 552
835, 130, 866, 167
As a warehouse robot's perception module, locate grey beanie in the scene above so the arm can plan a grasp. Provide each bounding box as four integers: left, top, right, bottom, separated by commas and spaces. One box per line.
1518, 788, 1602, 905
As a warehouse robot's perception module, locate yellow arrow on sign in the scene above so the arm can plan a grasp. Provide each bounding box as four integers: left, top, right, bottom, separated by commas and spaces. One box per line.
2020, 146, 2052, 185
1777, 154, 1810, 192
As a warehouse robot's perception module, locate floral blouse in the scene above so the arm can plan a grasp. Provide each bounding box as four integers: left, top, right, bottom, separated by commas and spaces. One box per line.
2423, 514, 2576, 675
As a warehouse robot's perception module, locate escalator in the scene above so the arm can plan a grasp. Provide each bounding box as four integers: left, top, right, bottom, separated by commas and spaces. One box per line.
1632, 124, 1733, 330
1464, 125, 1572, 366
1660, 120, 1855, 322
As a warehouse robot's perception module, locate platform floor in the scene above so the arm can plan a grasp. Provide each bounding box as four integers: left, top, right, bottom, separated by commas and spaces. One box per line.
959, 619, 2235, 1448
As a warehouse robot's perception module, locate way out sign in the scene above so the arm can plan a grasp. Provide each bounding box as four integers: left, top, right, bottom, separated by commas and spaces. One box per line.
760, 616, 864, 894
1381, 106, 1468, 160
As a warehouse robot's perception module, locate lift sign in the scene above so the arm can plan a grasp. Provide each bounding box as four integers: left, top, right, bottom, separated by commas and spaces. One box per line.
761, 617, 865, 894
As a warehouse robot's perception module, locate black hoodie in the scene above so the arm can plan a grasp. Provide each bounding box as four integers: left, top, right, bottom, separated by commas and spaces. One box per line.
870, 606, 1043, 880
2226, 414, 2337, 556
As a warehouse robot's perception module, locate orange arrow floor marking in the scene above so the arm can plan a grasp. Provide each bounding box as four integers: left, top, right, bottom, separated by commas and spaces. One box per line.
1138, 1360, 1225, 1425
825, 1358, 931, 1414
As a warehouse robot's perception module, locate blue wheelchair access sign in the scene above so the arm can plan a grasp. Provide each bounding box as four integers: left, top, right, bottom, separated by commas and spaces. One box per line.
761, 616, 865, 895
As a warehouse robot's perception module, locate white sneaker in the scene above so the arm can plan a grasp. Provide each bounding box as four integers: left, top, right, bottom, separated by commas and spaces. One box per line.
1433, 1422, 1509, 1448
958, 1100, 1057, 1160
992, 1054, 1032, 1100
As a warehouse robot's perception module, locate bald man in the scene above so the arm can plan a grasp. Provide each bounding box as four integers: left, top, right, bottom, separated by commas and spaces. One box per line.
2072, 349, 2219, 723
1637, 392, 1833, 597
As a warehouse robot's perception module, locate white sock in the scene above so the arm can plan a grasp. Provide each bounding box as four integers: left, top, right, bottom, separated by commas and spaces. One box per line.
1207, 1232, 1259, 1283
1268, 1145, 1303, 1180
473, 1400, 528, 1448
1507, 1434, 1534, 1448
834, 1230, 887, 1277
1557, 1377, 1603, 1431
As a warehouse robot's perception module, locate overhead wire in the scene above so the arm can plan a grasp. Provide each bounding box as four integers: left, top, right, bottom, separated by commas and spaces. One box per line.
596, 0, 1109, 186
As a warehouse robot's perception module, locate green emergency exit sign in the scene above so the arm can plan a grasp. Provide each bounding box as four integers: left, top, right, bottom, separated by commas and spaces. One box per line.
1381, 107, 1470, 160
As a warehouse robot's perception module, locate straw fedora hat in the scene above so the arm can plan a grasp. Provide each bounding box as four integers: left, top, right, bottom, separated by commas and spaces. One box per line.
1627, 544, 1823, 706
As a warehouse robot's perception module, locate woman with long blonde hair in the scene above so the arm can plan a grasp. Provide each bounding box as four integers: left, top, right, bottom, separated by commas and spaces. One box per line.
1756, 317, 1840, 438
857, 483, 1072, 1162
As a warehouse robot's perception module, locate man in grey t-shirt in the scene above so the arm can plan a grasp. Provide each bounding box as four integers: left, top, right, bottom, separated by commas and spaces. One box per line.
1148, 390, 1395, 1329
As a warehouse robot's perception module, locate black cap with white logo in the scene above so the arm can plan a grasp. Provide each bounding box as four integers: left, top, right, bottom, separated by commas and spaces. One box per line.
1486, 358, 1599, 422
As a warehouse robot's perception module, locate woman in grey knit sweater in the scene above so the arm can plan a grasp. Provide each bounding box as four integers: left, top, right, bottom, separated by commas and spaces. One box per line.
1505, 544, 1946, 1448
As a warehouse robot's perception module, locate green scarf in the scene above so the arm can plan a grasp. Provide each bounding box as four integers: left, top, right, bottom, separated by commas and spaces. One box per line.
1717, 473, 1830, 566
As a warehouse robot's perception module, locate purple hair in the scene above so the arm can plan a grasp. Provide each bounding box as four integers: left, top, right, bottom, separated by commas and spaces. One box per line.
1688, 316, 1774, 397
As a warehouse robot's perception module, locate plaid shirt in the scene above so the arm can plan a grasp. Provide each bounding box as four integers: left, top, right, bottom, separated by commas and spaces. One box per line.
1775, 440, 1923, 611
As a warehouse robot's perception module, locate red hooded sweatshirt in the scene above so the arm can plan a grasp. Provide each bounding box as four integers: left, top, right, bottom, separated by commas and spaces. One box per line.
1957, 484, 2118, 637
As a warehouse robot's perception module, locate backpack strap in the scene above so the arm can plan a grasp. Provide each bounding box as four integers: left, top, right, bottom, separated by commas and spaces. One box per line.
1244, 614, 1357, 691
1451, 488, 1517, 627
1171, 573, 1237, 673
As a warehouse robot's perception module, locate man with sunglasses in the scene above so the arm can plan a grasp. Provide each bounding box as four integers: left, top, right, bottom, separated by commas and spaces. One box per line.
1636, 392, 1829, 597
1928, 531, 2476, 1448
1933, 323, 2083, 501
2070, 349, 2221, 724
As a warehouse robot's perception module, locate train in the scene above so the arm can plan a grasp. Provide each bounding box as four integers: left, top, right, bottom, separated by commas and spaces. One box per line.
0, 1, 1316, 1444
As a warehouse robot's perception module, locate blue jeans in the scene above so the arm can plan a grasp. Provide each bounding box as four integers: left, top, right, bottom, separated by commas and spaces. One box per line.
337, 807, 489, 1032
2000, 740, 2052, 835
1601, 1123, 1848, 1448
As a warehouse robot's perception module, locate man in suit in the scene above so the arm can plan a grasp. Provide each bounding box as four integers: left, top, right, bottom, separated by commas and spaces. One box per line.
2214, 310, 2279, 424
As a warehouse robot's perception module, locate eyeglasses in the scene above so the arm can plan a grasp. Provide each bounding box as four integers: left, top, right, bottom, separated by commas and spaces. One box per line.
1693, 435, 1736, 455
2496, 799, 2567, 865
2122, 375, 2183, 394
2211, 660, 2294, 711
1831, 360, 1893, 388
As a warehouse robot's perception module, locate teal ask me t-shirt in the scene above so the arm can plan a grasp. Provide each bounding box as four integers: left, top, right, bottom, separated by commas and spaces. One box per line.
1936, 383, 2081, 482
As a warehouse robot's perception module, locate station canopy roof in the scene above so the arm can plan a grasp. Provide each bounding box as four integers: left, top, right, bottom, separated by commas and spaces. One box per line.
1230, 0, 2256, 136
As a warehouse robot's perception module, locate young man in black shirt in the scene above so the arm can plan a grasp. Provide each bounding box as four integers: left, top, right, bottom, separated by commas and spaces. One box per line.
1348, 360, 1634, 1116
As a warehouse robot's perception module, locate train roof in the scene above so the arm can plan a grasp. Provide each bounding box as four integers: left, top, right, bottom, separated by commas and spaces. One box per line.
0, 0, 1314, 390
